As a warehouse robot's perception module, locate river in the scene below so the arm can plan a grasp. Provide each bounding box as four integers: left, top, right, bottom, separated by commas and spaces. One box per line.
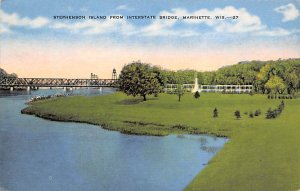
0, 88, 227, 191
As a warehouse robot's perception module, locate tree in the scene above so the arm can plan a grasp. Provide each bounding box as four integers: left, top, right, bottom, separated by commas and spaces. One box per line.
256, 64, 271, 93
265, 75, 286, 95
174, 73, 185, 102
118, 61, 161, 101
234, 110, 241, 119
213, 108, 218, 118
176, 84, 184, 102
286, 71, 299, 94
194, 91, 200, 99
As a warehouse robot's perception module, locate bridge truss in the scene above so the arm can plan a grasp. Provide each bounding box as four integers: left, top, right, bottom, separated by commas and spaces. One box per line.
0, 77, 118, 88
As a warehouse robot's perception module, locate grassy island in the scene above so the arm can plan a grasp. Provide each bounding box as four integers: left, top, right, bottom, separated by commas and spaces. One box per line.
21, 92, 300, 191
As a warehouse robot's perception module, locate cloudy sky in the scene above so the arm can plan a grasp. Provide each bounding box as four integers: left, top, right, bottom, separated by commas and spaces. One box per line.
1, 0, 300, 78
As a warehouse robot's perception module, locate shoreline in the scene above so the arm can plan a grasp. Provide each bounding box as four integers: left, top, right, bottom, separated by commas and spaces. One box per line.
19, 93, 300, 191
21, 106, 228, 138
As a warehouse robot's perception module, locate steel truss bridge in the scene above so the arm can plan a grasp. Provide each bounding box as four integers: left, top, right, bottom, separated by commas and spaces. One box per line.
0, 77, 118, 90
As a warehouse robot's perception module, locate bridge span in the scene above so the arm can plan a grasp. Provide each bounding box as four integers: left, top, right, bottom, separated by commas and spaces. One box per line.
0, 77, 118, 90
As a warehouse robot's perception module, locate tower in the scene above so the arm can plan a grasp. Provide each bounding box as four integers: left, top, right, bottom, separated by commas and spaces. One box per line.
112, 68, 117, 80
192, 73, 199, 93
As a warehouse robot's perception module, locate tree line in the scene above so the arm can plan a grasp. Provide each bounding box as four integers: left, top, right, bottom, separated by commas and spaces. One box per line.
0, 68, 18, 78
118, 59, 300, 100
154, 58, 300, 94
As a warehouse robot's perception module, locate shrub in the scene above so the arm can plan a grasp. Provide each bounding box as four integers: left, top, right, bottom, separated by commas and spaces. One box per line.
213, 107, 218, 118
266, 101, 285, 119
234, 110, 241, 119
279, 100, 285, 110
249, 112, 254, 118
194, 91, 200, 99
254, 109, 261, 116
266, 108, 276, 119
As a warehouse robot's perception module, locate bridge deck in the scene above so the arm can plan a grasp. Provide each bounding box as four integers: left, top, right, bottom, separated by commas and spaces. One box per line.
0, 77, 118, 88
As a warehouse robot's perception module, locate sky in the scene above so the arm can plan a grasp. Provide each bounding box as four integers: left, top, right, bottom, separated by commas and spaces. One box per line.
0, 0, 300, 78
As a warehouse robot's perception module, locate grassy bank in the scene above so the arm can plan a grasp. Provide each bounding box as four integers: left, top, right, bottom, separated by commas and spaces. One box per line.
21, 92, 300, 191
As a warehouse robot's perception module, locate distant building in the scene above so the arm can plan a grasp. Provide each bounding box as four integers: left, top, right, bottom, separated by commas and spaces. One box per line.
165, 77, 253, 94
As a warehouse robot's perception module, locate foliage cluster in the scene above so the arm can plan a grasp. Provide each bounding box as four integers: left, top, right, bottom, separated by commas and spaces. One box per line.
157, 59, 300, 94
118, 59, 300, 100
194, 91, 200, 99
213, 107, 218, 118
118, 61, 161, 101
0, 67, 18, 78
266, 101, 285, 119
234, 110, 241, 119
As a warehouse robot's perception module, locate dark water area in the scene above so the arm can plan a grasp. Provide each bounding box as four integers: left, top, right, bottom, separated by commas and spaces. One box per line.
0, 88, 228, 191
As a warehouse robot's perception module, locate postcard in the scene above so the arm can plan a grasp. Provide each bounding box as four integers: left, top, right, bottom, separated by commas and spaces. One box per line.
0, 0, 300, 191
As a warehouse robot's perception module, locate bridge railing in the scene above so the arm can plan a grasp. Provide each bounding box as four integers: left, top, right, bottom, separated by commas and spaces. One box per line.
0, 77, 118, 88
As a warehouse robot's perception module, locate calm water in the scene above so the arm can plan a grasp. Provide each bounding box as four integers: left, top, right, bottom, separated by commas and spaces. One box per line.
0, 88, 227, 191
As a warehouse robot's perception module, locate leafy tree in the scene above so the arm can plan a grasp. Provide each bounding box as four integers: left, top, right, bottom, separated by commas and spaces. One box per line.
176, 84, 184, 102
286, 71, 299, 94
234, 110, 241, 119
194, 91, 200, 99
152, 65, 167, 87
256, 64, 271, 93
0, 68, 18, 78
213, 108, 218, 118
174, 72, 185, 102
118, 61, 161, 101
265, 75, 286, 95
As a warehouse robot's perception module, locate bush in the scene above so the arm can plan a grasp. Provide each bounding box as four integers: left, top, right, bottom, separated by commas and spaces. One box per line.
234, 110, 241, 119
276, 94, 294, 99
254, 109, 261, 116
279, 100, 285, 110
266, 101, 285, 119
249, 112, 254, 118
213, 107, 218, 118
266, 108, 276, 119
194, 91, 200, 99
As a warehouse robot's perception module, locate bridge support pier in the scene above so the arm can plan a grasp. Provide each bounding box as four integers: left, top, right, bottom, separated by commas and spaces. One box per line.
27, 86, 31, 92
63, 87, 67, 91
99, 87, 103, 92
10, 87, 13, 92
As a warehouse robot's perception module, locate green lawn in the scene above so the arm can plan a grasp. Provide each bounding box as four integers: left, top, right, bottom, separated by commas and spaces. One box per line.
22, 92, 300, 191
